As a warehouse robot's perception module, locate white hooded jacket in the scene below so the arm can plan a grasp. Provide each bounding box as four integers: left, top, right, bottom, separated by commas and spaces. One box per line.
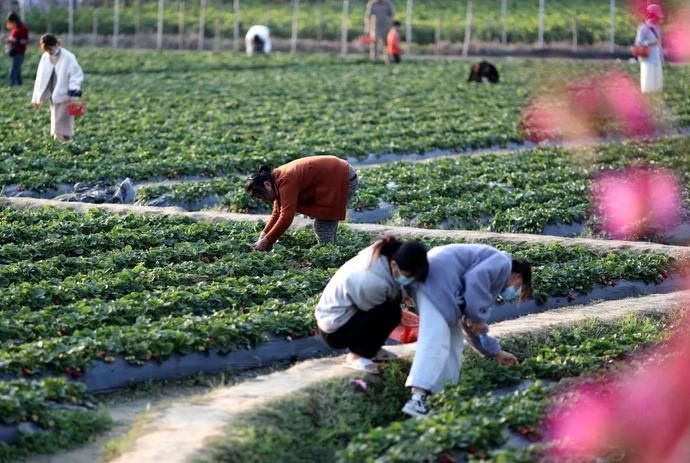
32, 48, 84, 106
315, 244, 401, 333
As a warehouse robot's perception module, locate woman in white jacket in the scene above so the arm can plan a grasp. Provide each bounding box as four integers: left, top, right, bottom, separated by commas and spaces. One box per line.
635, 4, 664, 93
31, 33, 84, 141
315, 236, 428, 374
245, 25, 271, 56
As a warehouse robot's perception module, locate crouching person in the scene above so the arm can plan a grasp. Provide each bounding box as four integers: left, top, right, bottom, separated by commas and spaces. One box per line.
245, 155, 358, 251
245, 25, 271, 56
315, 236, 428, 374
402, 244, 532, 417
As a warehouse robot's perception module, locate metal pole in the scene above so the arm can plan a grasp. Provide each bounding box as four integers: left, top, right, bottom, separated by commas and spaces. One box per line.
214, 17, 221, 50
290, 0, 299, 53
462, 0, 472, 57
405, 0, 413, 54
609, 0, 615, 52
178, 0, 185, 49
92, 7, 99, 45
198, 0, 206, 50
340, 0, 349, 56
572, 11, 578, 52
67, 0, 74, 46
233, 0, 239, 51
435, 17, 441, 55
538, 0, 544, 49
113, 0, 120, 48
157, 0, 164, 50
501, 0, 507, 46
135, 0, 142, 47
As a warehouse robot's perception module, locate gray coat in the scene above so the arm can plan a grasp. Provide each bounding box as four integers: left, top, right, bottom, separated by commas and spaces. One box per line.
413, 244, 512, 357
365, 0, 394, 39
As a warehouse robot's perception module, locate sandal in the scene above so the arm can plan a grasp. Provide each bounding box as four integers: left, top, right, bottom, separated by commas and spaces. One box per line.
344, 356, 380, 374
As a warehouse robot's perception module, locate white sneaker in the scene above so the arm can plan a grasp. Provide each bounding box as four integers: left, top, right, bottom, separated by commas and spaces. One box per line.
401, 392, 431, 418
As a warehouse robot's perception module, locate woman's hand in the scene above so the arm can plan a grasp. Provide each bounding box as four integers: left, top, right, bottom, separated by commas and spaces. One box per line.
33, 103, 41, 110
495, 350, 519, 366
253, 238, 272, 252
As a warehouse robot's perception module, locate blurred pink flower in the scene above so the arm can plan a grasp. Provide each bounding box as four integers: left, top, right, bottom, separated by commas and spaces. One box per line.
521, 72, 658, 143
592, 167, 682, 239
349, 378, 368, 391
665, 9, 690, 63
546, 309, 690, 462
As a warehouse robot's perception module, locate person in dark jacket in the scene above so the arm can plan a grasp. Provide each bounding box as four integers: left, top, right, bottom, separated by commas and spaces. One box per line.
468, 61, 500, 84
4, 12, 29, 86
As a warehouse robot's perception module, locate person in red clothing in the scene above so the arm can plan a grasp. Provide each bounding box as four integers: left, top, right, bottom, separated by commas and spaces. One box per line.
244, 156, 359, 251
387, 20, 402, 64
4, 12, 29, 86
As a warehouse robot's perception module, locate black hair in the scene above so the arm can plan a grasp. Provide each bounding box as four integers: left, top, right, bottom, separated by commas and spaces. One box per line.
393, 20, 401, 27
370, 235, 429, 282
244, 165, 273, 197
512, 258, 533, 302
6, 12, 21, 26
40, 33, 60, 48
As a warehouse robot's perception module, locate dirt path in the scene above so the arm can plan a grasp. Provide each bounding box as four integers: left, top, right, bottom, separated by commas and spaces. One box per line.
3, 197, 689, 261
105, 291, 688, 463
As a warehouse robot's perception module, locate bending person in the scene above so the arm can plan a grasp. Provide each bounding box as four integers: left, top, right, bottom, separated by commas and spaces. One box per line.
245, 25, 271, 56
316, 235, 428, 374
245, 155, 358, 250
402, 243, 532, 417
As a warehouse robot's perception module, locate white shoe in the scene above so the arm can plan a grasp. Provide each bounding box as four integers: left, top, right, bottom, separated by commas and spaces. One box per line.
401, 392, 431, 418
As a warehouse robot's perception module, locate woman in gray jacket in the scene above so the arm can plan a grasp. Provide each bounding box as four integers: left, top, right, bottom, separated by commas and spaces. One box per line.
316, 235, 428, 374
402, 244, 532, 417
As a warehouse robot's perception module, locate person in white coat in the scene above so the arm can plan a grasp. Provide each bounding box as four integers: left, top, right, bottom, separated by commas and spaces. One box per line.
31, 33, 83, 141
401, 244, 532, 417
315, 235, 428, 374
245, 25, 271, 56
635, 4, 664, 93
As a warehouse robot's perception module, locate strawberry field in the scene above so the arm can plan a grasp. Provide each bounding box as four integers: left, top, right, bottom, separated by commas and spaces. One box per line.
1, 52, 690, 193
0, 203, 685, 458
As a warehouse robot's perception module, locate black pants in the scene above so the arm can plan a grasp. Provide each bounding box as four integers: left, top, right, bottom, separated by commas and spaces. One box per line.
320, 298, 402, 359
391, 54, 401, 63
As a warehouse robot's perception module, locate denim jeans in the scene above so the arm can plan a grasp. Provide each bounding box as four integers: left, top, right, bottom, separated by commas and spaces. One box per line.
8, 53, 25, 86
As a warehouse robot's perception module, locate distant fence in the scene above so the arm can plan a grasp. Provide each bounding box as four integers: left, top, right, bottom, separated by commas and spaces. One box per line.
1, 0, 634, 55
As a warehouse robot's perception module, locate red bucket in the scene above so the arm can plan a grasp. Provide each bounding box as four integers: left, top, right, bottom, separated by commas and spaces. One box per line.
389, 309, 419, 344
66, 101, 86, 117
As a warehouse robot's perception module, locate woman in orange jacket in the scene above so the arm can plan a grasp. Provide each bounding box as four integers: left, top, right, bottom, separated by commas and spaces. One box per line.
245, 155, 359, 251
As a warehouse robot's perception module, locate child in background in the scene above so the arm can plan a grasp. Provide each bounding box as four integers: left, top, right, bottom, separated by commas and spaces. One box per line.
387, 20, 402, 64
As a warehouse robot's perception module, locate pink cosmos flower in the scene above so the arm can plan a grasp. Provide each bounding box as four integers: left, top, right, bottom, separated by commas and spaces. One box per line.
665, 9, 690, 63
592, 167, 682, 240
546, 305, 690, 463
521, 72, 658, 143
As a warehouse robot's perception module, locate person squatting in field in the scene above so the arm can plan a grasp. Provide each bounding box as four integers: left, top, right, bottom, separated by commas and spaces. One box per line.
245, 25, 272, 56
402, 244, 533, 417
245, 155, 359, 251
31, 33, 83, 141
315, 235, 429, 374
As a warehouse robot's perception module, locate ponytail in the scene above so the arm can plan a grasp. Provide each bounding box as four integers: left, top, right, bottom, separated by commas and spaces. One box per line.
244, 165, 274, 197
370, 235, 429, 282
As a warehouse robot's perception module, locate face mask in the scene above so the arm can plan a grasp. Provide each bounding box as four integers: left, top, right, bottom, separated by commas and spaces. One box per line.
500, 286, 520, 302
394, 274, 414, 287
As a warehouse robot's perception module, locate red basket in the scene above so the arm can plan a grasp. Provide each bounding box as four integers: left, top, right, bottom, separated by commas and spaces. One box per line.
66, 101, 86, 117
389, 309, 419, 344
357, 34, 374, 45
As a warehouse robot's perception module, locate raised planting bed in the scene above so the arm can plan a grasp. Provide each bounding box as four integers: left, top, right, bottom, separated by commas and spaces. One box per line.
0, 204, 684, 387
0, 377, 110, 462
2, 52, 690, 193
133, 136, 690, 244
197, 312, 677, 463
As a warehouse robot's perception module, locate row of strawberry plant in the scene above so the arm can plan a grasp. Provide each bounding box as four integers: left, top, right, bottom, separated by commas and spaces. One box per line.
199, 313, 672, 463
2, 52, 690, 192
0, 205, 679, 380
0, 378, 110, 463
136, 136, 690, 236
